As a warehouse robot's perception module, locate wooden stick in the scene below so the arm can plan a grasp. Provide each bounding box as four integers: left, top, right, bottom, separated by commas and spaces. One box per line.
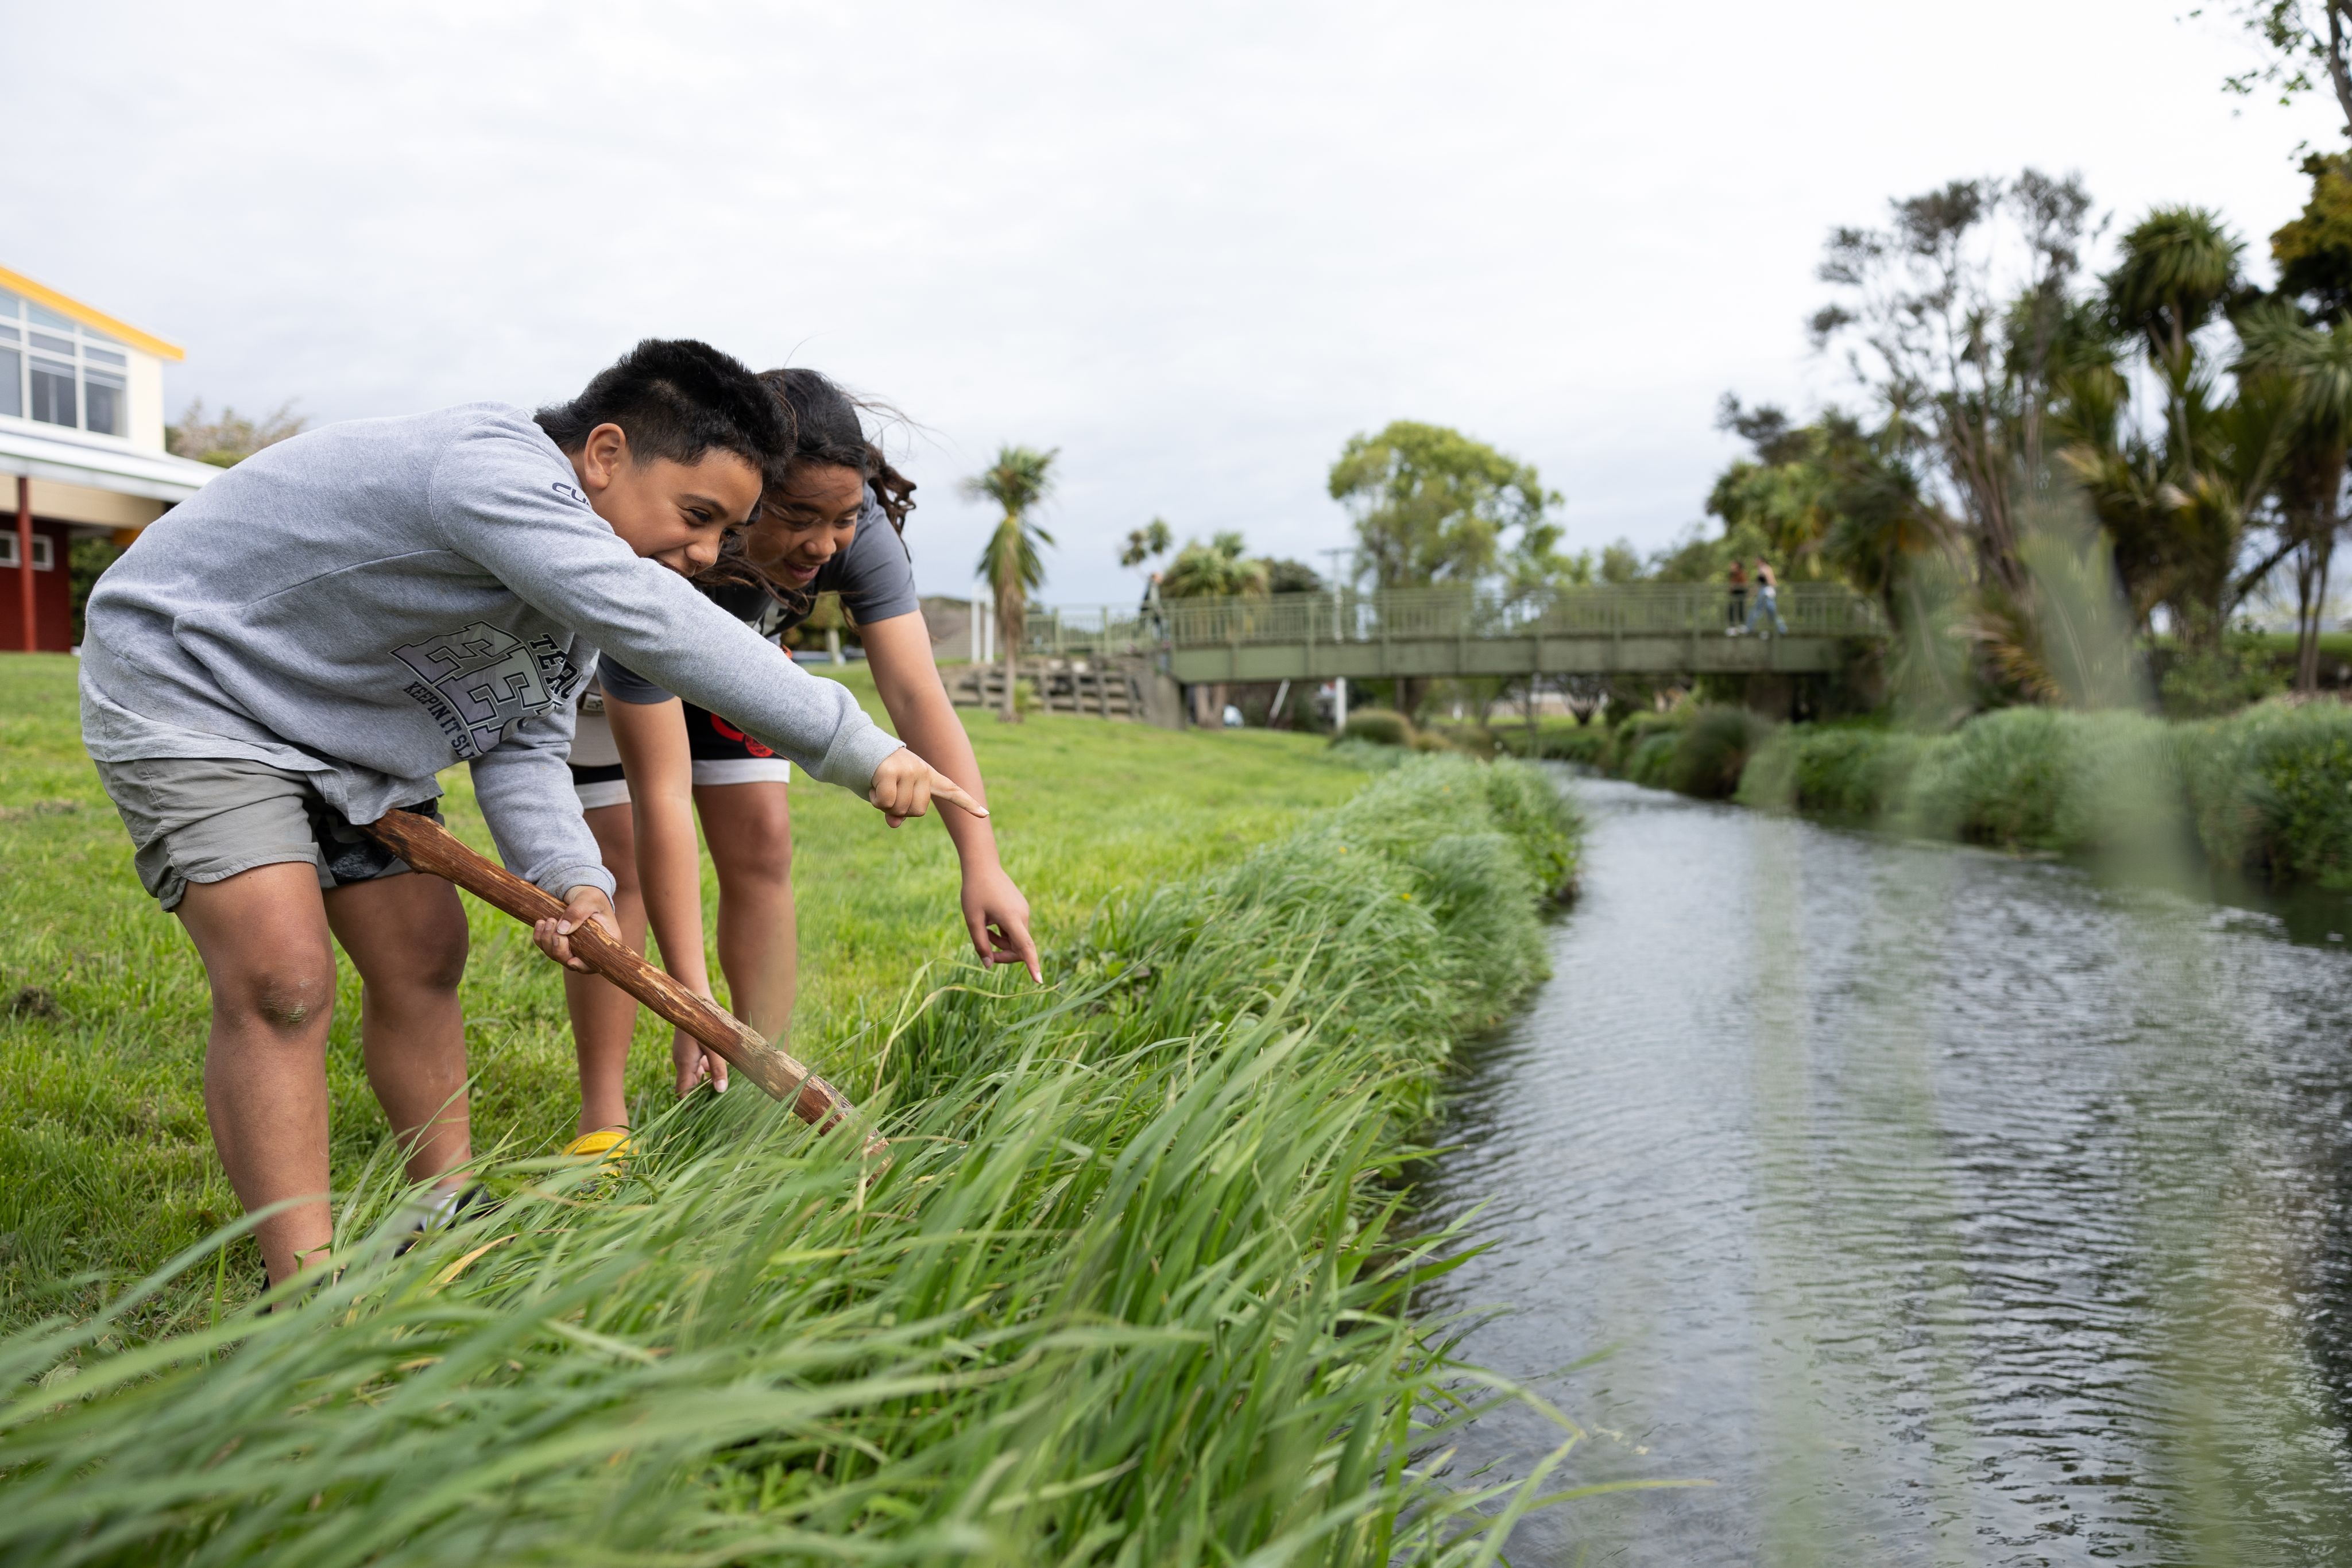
359, 809, 879, 1152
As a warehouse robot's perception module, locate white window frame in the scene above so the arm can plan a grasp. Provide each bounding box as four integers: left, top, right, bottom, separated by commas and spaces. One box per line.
0, 287, 132, 441
0, 532, 56, 570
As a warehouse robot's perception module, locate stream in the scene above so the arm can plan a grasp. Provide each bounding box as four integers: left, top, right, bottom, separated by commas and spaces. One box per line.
1420, 776, 2352, 1566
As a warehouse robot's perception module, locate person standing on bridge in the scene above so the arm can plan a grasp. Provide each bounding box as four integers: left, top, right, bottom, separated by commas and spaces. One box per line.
561, 367, 1042, 1154
1726, 558, 1748, 636
1746, 557, 1789, 637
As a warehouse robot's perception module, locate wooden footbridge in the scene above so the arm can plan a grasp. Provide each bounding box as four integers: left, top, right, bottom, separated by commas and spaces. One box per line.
992, 582, 1882, 687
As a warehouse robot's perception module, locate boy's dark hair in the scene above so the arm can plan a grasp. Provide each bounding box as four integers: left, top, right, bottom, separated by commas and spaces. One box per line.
533, 339, 790, 476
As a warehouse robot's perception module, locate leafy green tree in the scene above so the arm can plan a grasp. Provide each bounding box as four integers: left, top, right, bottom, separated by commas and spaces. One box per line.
1705, 398, 1944, 624
2237, 297, 2352, 687
2206, 1, 2352, 135
2103, 206, 2246, 460
1497, 514, 1595, 595
1161, 532, 1270, 598
1262, 557, 1323, 594
2273, 153, 2352, 313
1813, 170, 2095, 598
166, 399, 305, 467
2048, 207, 2274, 655
1706, 399, 1837, 575
1814, 412, 1945, 626
1597, 541, 1645, 584
1326, 421, 1558, 589
965, 445, 1057, 722
1119, 518, 1171, 571
1644, 528, 1732, 584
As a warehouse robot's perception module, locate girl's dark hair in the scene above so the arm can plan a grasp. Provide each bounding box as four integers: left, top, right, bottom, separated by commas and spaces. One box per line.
697, 368, 917, 613
533, 339, 788, 473
762, 367, 916, 532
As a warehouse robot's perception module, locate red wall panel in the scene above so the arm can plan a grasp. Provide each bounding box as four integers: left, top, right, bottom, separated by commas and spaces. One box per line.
1, 521, 77, 654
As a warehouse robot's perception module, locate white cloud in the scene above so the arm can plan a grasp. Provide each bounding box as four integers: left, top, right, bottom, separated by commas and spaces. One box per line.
11, 1, 2338, 600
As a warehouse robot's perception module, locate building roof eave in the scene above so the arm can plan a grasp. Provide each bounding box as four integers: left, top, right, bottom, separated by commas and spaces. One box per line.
0, 424, 222, 505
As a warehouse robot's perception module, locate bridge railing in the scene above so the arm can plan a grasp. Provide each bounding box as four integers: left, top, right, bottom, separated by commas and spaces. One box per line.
1018, 582, 1881, 656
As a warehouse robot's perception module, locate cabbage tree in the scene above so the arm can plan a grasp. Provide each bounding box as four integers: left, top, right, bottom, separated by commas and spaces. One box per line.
965, 444, 1057, 721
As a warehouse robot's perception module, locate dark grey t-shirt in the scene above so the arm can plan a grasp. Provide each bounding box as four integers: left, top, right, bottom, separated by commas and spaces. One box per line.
600, 492, 919, 705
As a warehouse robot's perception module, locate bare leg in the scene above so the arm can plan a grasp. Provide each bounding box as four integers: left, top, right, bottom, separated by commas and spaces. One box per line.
691, 781, 796, 1041
176, 862, 341, 1286
562, 803, 649, 1135
322, 871, 473, 1187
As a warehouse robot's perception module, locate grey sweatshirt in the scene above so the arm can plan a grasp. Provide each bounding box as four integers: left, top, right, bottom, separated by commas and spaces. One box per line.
80, 403, 905, 898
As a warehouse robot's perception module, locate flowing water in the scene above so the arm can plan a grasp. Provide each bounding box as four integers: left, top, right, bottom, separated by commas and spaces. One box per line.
1422, 776, 2352, 1566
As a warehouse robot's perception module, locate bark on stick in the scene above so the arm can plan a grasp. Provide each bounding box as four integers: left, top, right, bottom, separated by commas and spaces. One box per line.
359, 808, 877, 1148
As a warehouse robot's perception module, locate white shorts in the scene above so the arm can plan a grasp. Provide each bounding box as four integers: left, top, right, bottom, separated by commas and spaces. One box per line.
568, 705, 791, 811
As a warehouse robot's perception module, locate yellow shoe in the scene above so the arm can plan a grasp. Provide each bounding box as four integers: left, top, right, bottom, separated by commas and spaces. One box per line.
564, 1129, 633, 1171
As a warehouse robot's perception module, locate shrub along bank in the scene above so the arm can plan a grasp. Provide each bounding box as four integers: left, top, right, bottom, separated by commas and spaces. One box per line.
0, 754, 1587, 1565
1503, 697, 2352, 889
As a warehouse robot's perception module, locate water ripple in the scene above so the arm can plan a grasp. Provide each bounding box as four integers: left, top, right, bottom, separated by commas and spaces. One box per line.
1420, 777, 2352, 1566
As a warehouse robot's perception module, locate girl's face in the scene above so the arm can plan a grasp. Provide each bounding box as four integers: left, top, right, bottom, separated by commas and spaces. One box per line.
745, 462, 865, 590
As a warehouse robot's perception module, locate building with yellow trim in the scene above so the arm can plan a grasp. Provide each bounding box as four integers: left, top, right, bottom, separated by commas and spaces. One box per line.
1, 266, 221, 651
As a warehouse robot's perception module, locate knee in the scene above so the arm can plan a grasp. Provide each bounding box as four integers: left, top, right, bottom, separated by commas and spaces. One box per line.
407, 905, 471, 993
365, 900, 470, 997
225, 959, 338, 1037
724, 830, 792, 886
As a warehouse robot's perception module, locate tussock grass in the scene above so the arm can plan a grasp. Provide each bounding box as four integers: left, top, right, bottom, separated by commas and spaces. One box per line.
1738, 699, 2352, 885
2176, 699, 2352, 886
1535, 706, 1767, 801
0, 754, 1592, 1563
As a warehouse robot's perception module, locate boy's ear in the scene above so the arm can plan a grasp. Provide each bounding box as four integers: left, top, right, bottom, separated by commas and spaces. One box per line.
577, 423, 631, 493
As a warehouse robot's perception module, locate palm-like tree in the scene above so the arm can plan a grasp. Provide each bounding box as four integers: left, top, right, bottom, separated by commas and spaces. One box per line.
1160, 532, 1270, 599
964, 445, 1058, 721
2236, 300, 2352, 688
2104, 207, 2244, 462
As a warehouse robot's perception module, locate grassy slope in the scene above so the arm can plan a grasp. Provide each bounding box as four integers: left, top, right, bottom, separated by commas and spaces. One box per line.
0, 677, 1588, 1562
0, 653, 1367, 1329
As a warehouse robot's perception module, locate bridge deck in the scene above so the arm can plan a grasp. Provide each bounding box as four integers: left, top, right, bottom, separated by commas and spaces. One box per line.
1017, 583, 1879, 683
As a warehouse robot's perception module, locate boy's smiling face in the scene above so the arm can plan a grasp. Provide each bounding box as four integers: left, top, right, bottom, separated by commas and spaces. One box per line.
570, 422, 764, 576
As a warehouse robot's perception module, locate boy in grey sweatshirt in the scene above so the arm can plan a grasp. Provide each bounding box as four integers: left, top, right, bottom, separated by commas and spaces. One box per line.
80, 339, 977, 1286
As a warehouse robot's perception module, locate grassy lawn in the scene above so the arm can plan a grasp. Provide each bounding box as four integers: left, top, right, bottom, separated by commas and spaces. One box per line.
0, 653, 1367, 1330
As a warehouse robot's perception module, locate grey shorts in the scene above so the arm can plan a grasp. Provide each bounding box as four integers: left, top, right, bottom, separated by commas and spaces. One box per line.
92, 754, 442, 912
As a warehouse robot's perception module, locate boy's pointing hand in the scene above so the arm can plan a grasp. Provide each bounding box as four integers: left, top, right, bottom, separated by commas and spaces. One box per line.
869, 748, 989, 828
534, 885, 623, 972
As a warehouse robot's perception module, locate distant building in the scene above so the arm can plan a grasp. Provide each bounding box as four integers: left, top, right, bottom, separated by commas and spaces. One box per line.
1, 265, 222, 651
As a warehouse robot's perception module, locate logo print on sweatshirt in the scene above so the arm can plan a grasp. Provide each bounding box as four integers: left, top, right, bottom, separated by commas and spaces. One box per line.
393, 623, 586, 759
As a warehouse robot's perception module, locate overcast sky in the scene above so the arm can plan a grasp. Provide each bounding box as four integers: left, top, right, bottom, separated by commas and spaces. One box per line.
9, 2, 2339, 602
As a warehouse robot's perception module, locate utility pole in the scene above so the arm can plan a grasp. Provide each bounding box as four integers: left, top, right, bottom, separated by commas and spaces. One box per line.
1318, 546, 1352, 734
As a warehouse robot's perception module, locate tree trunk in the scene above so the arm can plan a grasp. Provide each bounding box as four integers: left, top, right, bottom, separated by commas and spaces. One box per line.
2328, 1, 2352, 139
997, 592, 1021, 722
2300, 533, 2335, 694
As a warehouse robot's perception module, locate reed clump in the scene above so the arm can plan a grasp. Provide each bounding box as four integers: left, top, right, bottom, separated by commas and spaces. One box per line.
1508, 706, 1767, 802
0, 755, 1585, 1566
1734, 698, 2352, 884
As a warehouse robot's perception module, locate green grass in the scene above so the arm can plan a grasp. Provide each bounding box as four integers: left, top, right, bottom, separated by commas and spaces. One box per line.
0, 652, 1598, 1562
0, 655, 1370, 1331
